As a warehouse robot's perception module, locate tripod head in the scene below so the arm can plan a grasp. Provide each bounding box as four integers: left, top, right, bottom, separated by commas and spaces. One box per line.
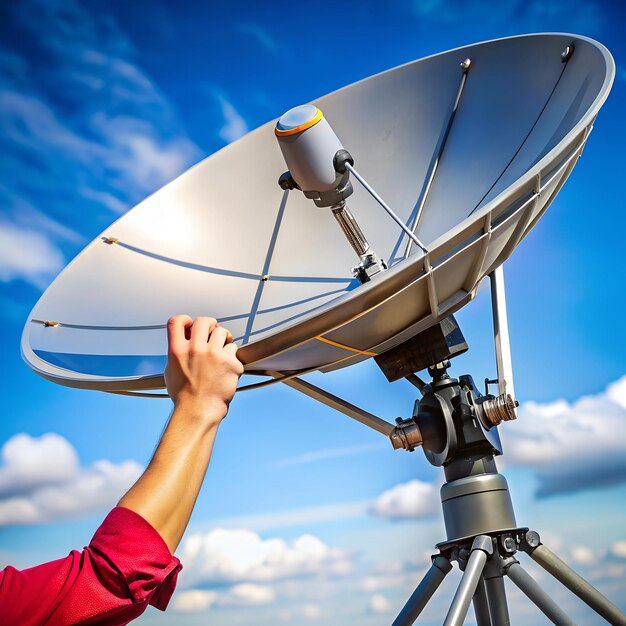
378, 316, 517, 475
413, 362, 503, 471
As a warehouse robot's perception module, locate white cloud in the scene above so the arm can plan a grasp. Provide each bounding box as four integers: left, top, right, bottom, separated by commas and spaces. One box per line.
220, 583, 275, 606
370, 479, 438, 519
369, 593, 392, 614
172, 589, 218, 613
277, 603, 324, 622
611, 541, 626, 560
570, 545, 596, 566
361, 574, 406, 593
360, 552, 433, 594
179, 527, 353, 586
171, 583, 274, 613
502, 376, 626, 496
0, 433, 142, 526
171, 527, 343, 616
0, 221, 65, 289
301, 603, 322, 619
217, 95, 248, 144
361, 559, 407, 593
0, 433, 78, 496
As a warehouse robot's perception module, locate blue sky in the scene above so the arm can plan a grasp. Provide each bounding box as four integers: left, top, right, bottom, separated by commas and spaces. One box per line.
1, 0, 625, 624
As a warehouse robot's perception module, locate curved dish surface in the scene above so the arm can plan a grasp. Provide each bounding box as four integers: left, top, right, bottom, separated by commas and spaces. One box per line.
22, 33, 615, 391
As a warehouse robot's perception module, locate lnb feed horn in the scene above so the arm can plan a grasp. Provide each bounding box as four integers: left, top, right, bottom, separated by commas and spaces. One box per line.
275, 104, 353, 208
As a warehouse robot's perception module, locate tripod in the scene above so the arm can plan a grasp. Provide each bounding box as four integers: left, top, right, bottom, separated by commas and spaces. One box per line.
282, 269, 626, 625
389, 363, 626, 626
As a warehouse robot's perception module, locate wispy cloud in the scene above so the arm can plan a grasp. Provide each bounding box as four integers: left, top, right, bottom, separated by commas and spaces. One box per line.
0, 0, 201, 271
0, 221, 65, 290
197, 500, 370, 533
401, 0, 604, 32
275, 442, 387, 467
0, 433, 142, 526
235, 24, 278, 54
217, 95, 249, 144
0, 187, 84, 289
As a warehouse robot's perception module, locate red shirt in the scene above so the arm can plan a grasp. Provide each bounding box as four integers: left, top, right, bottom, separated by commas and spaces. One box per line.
0, 507, 182, 625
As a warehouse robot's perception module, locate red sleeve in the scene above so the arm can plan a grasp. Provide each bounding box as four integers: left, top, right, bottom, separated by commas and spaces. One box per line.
0, 507, 182, 626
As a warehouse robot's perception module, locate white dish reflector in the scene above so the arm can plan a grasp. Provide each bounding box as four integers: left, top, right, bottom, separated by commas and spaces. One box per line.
22, 33, 614, 393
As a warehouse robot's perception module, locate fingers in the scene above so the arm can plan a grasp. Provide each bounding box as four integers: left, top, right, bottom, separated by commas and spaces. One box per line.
167, 315, 193, 356
168, 315, 237, 357
207, 325, 230, 351
190, 317, 219, 351
224, 342, 244, 374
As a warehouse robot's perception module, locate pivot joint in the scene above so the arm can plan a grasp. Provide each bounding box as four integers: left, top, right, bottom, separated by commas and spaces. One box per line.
390, 418, 423, 451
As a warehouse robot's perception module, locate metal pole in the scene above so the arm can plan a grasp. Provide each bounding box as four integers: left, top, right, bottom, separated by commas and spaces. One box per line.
344, 162, 429, 253
331, 203, 372, 259
403, 59, 471, 259
280, 376, 396, 437
444, 536, 492, 626
472, 577, 492, 626
484, 576, 511, 626
529, 544, 626, 626
506, 562, 576, 626
489, 266, 516, 405
391, 555, 452, 626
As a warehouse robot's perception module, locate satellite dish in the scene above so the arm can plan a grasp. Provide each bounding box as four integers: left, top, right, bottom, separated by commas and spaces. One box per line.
22, 33, 614, 393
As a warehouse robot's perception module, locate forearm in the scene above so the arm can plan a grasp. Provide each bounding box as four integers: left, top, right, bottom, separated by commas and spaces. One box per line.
118, 404, 222, 552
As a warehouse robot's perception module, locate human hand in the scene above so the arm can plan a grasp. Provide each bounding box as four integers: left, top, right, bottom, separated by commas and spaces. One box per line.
164, 315, 244, 421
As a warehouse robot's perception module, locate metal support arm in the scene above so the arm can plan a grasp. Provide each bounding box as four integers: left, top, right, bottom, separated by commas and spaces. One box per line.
487, 265, 518, 422
506, 561, 576, 626
281, 377, 396, 437
281, 376, 424, 451
526, 543, 626, 626
444, 535, 493, 626
392, 555, 452, 626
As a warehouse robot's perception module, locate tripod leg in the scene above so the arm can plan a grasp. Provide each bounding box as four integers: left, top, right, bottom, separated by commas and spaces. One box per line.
484, 576, 510, 626
391, 555, 452, 626
506, 561, 576, 626
444, 536, 492, 626
472, 577, 492, 626
528, 543, 626, 626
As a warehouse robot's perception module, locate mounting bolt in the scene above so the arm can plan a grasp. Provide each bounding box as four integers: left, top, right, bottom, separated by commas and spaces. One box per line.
502, 536, 517, 554
333, 149, 354, 174
278, 171, 299, 191
524, 530, 541, 550
102, 236, 119, 245
460, 58, 472, 71
561, 44, 574, 62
